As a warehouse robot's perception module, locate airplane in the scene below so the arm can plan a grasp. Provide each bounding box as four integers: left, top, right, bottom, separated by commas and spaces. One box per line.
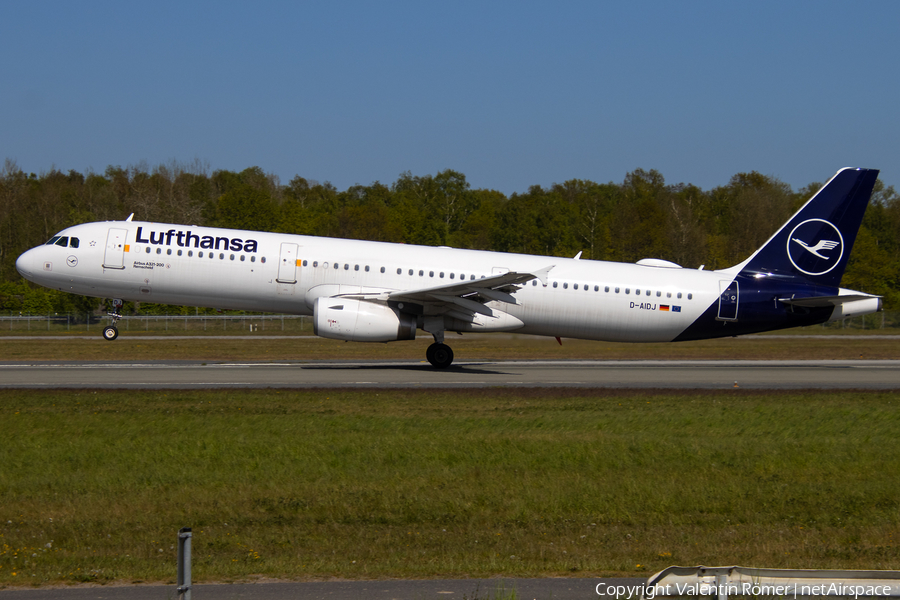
15, 167, 882, 368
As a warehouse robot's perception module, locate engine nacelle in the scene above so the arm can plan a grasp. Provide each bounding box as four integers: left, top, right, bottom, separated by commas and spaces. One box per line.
313, 297, 416, 342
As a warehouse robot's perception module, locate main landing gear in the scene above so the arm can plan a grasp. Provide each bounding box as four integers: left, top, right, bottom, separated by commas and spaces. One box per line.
103, 298, 124, 341
424, 327, 454, 368
426, 342, 454, 369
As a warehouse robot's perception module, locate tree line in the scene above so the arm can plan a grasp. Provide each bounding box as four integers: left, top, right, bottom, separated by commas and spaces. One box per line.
2, 158, 899, 314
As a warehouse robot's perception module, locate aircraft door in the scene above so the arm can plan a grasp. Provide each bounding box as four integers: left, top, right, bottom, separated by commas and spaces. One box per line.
103, 228, 127, 269
717, 280, 739, 321
277, 242, 299, 284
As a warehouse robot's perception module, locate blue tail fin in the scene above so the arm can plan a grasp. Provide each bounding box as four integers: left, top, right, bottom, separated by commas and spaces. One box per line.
732, 167, 879, 288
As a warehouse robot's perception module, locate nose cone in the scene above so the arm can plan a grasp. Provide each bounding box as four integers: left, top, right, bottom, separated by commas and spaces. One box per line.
16, 248, 37, 282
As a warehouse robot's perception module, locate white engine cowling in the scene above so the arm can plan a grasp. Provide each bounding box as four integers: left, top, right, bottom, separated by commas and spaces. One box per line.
313, 297, 416, 342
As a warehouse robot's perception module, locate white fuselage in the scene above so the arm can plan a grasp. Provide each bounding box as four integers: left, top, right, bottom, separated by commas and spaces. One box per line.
16, 220, 721, 343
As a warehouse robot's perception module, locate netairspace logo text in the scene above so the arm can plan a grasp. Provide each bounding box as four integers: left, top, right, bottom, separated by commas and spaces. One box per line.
596, 582, 894, 599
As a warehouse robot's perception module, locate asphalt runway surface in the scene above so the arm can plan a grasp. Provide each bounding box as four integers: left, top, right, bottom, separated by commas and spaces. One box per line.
0, 577, 647, 599
0, 359, 899, 389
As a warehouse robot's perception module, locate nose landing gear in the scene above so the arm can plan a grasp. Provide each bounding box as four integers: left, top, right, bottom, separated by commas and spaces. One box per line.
103, 298, 124, 341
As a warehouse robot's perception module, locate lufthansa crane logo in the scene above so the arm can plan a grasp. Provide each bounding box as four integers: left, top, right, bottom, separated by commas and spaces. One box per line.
786, 218, 843, 276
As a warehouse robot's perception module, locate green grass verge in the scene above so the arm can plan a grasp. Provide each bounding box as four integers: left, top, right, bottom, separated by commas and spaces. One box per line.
2, 388, 900, 587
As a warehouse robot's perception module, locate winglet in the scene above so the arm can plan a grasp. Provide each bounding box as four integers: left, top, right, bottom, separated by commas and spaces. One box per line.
531, 265, 555, 286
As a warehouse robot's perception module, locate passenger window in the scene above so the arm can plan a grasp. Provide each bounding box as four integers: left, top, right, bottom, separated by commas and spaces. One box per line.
450, 273, 455, 279
408, 269, 413, 276
439, 272, 444, 278
253, 256, 258, 263
70, 238, 79, 248
429, 271, 434, 277
626, 288, 630, 294
667, 292, 671, 298
532, 280, 537, 286
219, 253, 224, 259
240, 255, 245, 262
313, 261, 318, 267
199, 251, 204, 258
354, 265, 359, 271
553, 282, 558, 288
167, 249, 172, 255
365, 265, 370, 272
188, 250, 193, 257
230, 254, 235, 260
615, 287, 620, 293
55, 237, 69, 247
646, 290, 651, 296
677, 292, 682, 299
656, 291, 661, 297
302, 260, 308, 266
334, 263, 339, 270
344, 264, 349, 270
636, 289, 640, 295
605, 286, 609, 292
688, 293, 693, 300
210, 253, 214, 259
158, 249, 163, 255
419, 270, 424, 276
574, 284, 578, 290
177, 250, 183, 256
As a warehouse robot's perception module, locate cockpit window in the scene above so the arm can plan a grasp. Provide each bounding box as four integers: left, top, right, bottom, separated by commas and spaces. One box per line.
46, 236, 60, 245
55, 237, 69, 247
69, 237, 79, 248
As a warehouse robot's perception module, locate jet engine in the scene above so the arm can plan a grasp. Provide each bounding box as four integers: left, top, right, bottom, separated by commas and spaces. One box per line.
313, 297, 416, 342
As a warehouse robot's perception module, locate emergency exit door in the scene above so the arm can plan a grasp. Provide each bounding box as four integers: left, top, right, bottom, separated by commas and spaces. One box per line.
277, 242, 299, 283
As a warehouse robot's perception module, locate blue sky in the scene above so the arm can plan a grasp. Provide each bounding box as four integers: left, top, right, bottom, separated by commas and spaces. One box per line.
2, 1, 897, 194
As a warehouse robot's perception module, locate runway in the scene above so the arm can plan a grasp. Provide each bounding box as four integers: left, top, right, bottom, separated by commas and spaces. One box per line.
1, 359, 898, 389
0, 577, 647, 599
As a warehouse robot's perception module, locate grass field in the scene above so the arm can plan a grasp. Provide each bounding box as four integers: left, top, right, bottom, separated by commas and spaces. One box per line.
2, 388, 900, 588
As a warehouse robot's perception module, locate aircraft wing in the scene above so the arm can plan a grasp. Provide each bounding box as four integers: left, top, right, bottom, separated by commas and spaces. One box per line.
340, 265, 554, 319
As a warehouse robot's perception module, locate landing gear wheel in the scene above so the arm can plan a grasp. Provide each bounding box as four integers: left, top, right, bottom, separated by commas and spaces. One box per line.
105, 298, 124, 341
426, 343, 454, 369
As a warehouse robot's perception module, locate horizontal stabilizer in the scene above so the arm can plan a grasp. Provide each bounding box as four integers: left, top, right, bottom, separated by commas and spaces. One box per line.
778, 294, 880, 308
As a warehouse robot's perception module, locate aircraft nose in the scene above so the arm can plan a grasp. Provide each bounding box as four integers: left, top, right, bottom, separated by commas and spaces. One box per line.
16, 248, 37, 281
